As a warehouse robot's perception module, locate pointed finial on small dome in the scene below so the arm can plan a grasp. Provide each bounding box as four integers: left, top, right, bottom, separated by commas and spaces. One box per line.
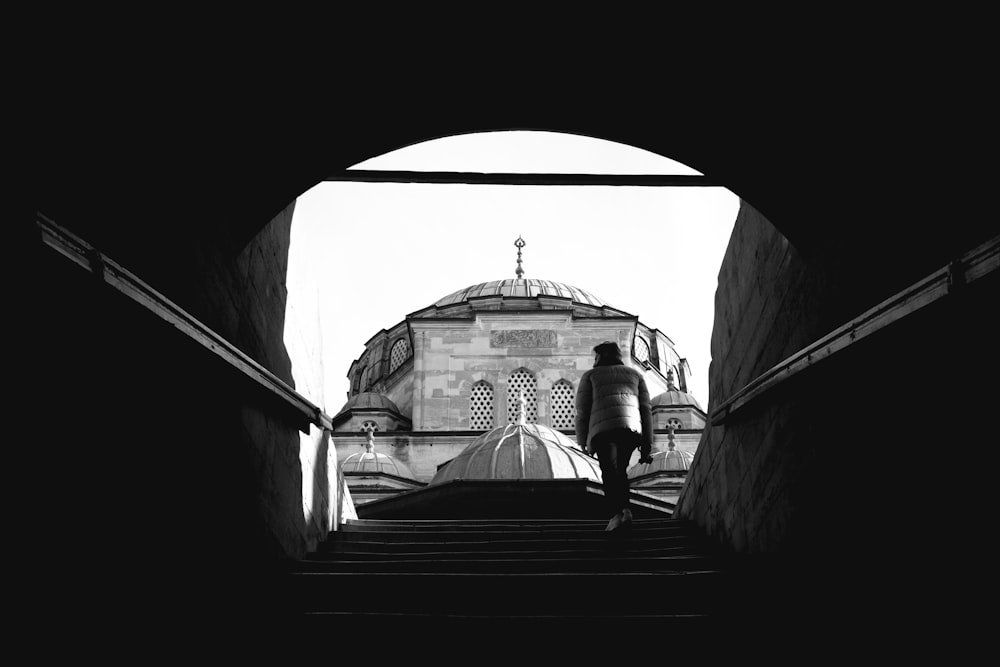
514, 235, 526, 279
667, 424, 676, 450
666, 367, 678, 391
513, 389, 527, 425
361, 421, 377, 452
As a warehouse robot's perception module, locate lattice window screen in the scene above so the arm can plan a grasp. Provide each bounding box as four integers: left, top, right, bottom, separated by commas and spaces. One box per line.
470, 382, 494, 431
507, 369, 538, 424
550, 380, 576, 430
634, 336, 650, 363
389, 338, 410, 374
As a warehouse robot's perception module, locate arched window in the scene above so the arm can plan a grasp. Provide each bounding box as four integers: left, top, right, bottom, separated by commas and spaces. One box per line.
470, 381, 494, 431
389, 337, 410, 374
666, 417, 683, 430
507, 369, 538, 424
359, 365, 371, 392
633, 335, 650, 364
360, 420, 379, 433
550, 379, 576, 430
355, 365, 367, 393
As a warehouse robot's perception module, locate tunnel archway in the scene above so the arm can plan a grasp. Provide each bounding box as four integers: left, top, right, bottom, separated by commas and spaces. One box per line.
282, 128, 743, 531
252, 124, 1000, 645
24, 92, 999, 651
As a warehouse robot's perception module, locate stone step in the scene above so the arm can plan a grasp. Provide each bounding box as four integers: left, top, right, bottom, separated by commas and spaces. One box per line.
294, 554, 722, 573
321, 533, 709, 554
293, 610, 720, 627
283, 570, 730, 616
340, 517, 693, 531
309, 544, 704, 561
332, 524, 703, 542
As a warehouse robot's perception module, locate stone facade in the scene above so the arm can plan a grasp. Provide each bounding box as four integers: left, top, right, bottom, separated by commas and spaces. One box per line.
345, 311, 687, 431
331, 279, 707, 489
411, 313, 643, 431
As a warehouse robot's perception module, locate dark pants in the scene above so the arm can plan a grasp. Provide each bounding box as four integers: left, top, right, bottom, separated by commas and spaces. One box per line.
592, 429, 640, 517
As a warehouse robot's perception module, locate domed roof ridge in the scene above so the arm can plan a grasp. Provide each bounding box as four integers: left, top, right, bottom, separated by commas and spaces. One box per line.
430, 421, 602, 485
650, 370, 703, 411
342, 449, 416, 479
433, 278, 611, 308
627, 447, 695, 478
628, 429, 694, 477
342, 431, 416, 480
651, 388, 703, 410
335, 391, 402, 416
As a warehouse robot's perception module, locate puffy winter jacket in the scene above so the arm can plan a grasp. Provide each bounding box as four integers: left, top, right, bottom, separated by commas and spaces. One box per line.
575, 362, 654, 454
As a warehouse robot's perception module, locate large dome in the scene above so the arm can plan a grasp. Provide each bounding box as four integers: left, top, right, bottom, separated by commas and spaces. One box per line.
430, 423, 603, 485
434, 279, 610, 308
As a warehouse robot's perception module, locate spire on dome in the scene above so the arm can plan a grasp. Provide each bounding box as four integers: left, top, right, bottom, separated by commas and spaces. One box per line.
513, 389, 527, 425
514, 235, 526, 278
361, 421, 377, 452
666, 367, 678, 390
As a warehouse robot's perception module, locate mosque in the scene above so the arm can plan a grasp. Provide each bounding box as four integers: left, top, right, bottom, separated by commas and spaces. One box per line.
332, 237, 707, 518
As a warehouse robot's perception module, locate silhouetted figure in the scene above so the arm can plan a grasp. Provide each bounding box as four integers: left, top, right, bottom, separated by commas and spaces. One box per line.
575, 341, 654, 531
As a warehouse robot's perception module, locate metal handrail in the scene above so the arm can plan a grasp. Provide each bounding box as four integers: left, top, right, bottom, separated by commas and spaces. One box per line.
35, 212, 334, 433
710, 233, 1000, 424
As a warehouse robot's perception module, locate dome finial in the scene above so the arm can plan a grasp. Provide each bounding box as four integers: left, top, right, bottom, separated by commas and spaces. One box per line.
514, 235, 526, 279
513, 389, 527, 425
666, 366, 678, 390
667, 424, 676, 450
361, 421, 377, 452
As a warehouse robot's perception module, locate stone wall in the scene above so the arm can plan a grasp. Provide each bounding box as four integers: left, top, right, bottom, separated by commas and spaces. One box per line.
675, 200, 830, 554
31, 200, 348, 587
285, 205, 355, 546
411, 314, 640, 431
383, 371, 415, 420
23, 220, 317, 621
673, 199, 1000, 634
185, 200, 336, 559
188, 202, 296, 380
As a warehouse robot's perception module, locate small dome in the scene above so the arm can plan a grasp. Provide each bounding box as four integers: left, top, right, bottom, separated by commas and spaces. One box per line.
430, 423, 602, 485
342, 448, 416, 480
433, 279, 610, 308
628, 447, 695, 478
651, 388, 703, 411
335, 391, 401, 416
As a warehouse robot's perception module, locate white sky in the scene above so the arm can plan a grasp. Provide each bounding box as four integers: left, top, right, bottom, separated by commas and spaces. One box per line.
286, 130, 739, 412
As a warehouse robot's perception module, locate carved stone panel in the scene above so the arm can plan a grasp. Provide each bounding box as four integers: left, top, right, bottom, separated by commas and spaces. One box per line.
490, 329, 557, 348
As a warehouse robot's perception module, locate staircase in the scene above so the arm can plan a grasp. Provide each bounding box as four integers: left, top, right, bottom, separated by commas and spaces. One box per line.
280, 516, 744, 635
